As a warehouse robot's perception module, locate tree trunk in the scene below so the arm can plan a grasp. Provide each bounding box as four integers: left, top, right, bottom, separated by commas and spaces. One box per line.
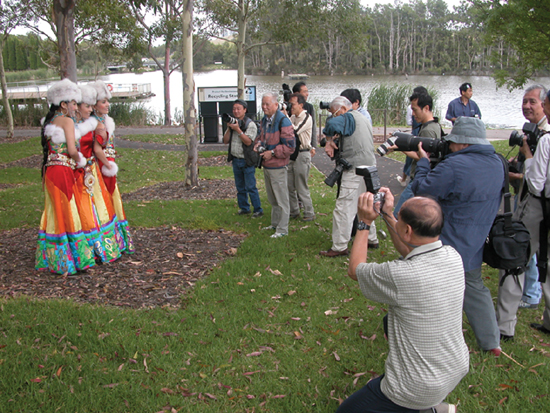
182, 0, 198, 187
53, 0, 77, 81
236, 0, 247, 99
164, 45, 171, 125
0, 43, 14, 139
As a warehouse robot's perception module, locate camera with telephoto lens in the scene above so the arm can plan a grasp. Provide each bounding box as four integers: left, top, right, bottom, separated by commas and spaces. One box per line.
509, 122, 543, 154
377, 135, 397, 156
324, 157, 352, 187
256, 145, 266, 169
319, 101, 331, 110
356, 166, 385, 210
381, 131, 451, 167
222, 113, 245, 130
278, 101, 292, 112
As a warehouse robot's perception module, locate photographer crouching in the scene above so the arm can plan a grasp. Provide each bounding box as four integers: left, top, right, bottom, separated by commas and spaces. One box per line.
320, 97, 378, 257
341, 189, 469, 413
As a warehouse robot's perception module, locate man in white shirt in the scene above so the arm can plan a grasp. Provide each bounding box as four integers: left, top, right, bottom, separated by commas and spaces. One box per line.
340, 189, 468, 413
287, 93, 315, 221
499, 88, 550, 337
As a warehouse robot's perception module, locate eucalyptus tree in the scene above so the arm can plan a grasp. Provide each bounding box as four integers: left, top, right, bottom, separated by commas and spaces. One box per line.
199, 0, 301, 98
126, 0, 187, 125
25, 0, 140, 80
471, 0, 550, 90
0, 0, 30, 138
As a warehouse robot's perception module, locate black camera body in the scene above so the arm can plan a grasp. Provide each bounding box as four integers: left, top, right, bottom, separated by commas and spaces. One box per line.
380, 132, 450, 168
509, 122, 543, 154
278, 101, 292, 112
256, 145, 267, 168
222, 113, 246, 130
281, 83, 292, 102
324, 157, 352, 187
356, 166, 385, 207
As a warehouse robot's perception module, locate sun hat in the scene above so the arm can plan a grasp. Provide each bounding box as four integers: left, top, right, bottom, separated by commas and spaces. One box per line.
47, 78, 81, 106
444, 117, 490, 145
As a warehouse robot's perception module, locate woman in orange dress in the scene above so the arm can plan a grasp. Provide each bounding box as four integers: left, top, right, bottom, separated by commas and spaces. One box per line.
36, 79, 95, 275
73, 84, 122, 263
91, 80, 135, 254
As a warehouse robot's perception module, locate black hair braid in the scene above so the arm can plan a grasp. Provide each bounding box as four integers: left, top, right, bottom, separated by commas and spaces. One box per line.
41, 104, 62, 176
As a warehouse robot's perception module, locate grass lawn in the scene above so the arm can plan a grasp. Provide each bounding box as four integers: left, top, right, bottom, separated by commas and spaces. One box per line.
0, 138, 548, 412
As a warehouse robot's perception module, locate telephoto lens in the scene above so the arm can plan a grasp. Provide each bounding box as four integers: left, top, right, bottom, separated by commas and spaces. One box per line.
376, 136, 397, 156
319, 101, 331, 110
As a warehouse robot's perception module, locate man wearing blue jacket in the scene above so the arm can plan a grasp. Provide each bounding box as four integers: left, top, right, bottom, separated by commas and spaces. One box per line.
411, 117, 504, 356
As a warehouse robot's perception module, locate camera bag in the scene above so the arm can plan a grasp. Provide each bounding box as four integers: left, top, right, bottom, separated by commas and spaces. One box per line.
483, 154, 531, 274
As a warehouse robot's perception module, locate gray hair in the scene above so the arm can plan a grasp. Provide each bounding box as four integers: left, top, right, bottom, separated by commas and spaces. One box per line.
524, 84, 547, 102
330, 96, 352, 111
262, 92, 278, 104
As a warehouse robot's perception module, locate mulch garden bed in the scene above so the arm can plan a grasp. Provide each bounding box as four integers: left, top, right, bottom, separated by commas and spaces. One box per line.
0, 155, 245, 308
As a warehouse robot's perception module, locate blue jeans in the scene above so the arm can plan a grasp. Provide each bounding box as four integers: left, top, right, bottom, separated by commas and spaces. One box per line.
232, 158, 262, 213
522, 254, 542, 304
336, 375, 420, 413
403, 157, 413, 177
393, 181, 415, 219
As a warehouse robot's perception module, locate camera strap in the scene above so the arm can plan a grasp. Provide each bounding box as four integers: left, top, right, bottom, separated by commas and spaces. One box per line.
537, 189, 549, 283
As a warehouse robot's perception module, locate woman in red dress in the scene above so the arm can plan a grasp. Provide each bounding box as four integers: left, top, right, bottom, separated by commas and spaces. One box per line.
91, 80, 135, 254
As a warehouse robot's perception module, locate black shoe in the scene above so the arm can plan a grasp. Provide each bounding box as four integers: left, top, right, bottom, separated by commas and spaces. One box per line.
530, 323, 550, 335
500, 334, 514, 342
368, 243, 379, 249
238, 209, 251, 215
252, 210, 264, 218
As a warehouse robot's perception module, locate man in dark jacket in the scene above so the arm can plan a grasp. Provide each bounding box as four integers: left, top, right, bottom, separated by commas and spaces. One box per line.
412, 117, 504, 356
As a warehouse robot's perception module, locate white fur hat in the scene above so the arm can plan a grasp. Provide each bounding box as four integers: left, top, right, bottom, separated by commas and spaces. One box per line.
47, 78, 82, 106
79, 84, 97, 105
91, 80, 112, 101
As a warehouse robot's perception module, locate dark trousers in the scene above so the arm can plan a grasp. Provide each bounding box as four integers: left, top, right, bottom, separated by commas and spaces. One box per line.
336, 375, 420, 413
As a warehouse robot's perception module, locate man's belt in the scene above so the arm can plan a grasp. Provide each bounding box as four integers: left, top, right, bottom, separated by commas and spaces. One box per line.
299, 148, 311, 152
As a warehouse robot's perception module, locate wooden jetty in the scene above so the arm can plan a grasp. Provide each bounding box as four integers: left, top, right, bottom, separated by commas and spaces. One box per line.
1, 82, 154, 103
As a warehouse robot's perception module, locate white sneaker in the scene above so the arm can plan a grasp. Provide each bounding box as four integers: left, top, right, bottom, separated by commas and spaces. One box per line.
270, 232, 287, 238
397, 176, 407, 187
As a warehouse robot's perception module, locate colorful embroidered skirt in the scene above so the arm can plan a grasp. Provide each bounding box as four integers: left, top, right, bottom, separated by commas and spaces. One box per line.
36, 167, 96, 275
73, 163, 122, 263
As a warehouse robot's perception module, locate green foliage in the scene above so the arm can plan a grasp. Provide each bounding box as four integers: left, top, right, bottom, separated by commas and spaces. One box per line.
472, 0, 550, 90
108, 103, 158, 127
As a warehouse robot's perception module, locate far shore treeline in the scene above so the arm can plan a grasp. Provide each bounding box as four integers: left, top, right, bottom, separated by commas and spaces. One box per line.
3, 1, 550, 80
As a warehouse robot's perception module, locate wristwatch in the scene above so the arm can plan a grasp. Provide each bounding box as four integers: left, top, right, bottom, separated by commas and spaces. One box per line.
357, 220, 370, 231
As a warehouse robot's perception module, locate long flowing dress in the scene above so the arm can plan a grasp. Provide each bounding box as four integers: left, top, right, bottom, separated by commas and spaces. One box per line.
73, 117, 122, 263
94, 114, 135, 254
35, 120, 96, 275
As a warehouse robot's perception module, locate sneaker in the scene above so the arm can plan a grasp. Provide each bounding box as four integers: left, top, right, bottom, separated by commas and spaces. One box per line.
262, 225, 275, 231
238, 209, 251, 215
290, 214, 301, 220
488, 347, 502, 357
302, 216, 315, 222
518, 300, 538, 309
397, 176, 407, 187
368, 242, 379, 249
252, 210, 264, 218
319, 248, 349, 257
420, 402, 457, 413
531, 323, 550, 335
270, 232, 287, 238
500, 333, 514, 342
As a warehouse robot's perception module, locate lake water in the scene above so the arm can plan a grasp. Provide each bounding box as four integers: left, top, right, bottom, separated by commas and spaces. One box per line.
103, 70, 550, 129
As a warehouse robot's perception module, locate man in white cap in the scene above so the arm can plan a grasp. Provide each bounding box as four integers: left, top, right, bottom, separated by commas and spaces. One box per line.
411, 117, 505, 356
